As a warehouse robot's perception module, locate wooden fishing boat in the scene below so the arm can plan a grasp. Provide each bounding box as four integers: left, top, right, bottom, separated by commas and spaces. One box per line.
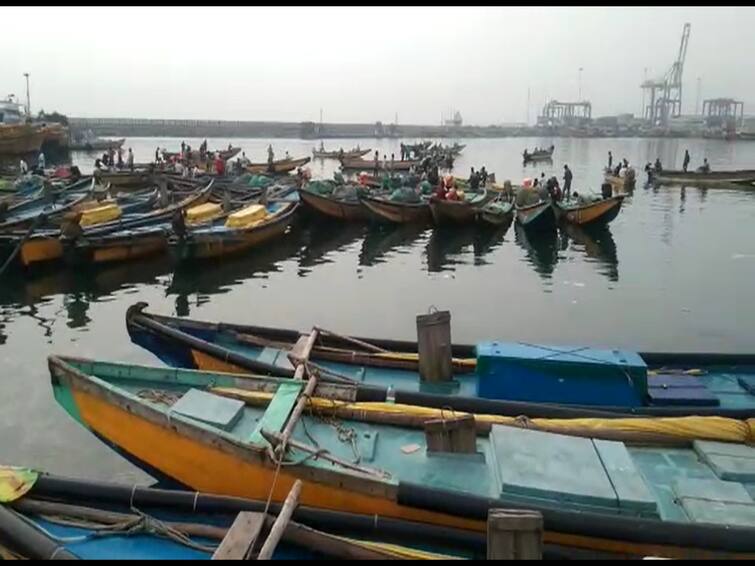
68, 137, 125, 151
522, 146, 554, 163
648, 168, 755, 186
477, 200, 514, 227
49, 355, 755, 559
93, 169, 153, 188
125, 303, 755, 419
360, 195, 431, 224
515, 200, 556, 232
312, 148, 371, 159
245, 157, 311, 175
553, 195, 624, 226
340, 158, 421, 171
0, 187, 92, 232
429, 190, 493, 225
16, 181, 214, 268
0, 124, 46, 155
0, 465, 467, 560
298, 187, 369, 221
604, 169, 636, 192
62, 188, 267, 266
168, 201, 299, 261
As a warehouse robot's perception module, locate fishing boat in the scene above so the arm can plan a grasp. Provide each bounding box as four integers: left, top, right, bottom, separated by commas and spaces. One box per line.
515, 200, 556, 232
522, 146, 554, 164
553, 195, 624, 226
245, 157, 311, 175
312, 148, 371, 159
429, 190, 493, 225
360, 195, 431, 224
68, 136, 125, 152
476, 200, 514, 227
94, 169, 153, 188
49, 355, 755, 559
0, 124, 46, 156
168, 200, 299, 261
0, 465, 468, 560
604, 168, 636, 192
15, 181, 214, 268
125, 303, 755, 419
298, 187, 370, 221
61, 186, 273, 266
340, 158, 421, 172
648, 168, 755, 186
0, 186, 92, 232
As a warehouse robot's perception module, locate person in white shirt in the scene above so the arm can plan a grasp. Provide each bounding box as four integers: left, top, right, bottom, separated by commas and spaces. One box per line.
19, 159, 28, 175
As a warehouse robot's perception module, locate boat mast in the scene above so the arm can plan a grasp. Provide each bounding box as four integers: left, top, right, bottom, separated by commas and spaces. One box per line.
23, 73, 30, 118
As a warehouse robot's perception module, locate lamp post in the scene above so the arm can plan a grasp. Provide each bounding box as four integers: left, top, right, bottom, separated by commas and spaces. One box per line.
23, 73, 30, 117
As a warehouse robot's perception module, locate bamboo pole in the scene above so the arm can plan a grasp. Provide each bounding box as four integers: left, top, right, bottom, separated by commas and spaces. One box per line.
314, 326, 388, 353
257, 480, 302, 560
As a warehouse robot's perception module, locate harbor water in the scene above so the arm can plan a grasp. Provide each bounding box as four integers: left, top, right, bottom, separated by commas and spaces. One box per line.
2, 136, 755, 483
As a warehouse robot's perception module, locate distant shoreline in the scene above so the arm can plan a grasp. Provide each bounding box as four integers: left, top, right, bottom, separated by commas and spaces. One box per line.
68, 118, 749, 142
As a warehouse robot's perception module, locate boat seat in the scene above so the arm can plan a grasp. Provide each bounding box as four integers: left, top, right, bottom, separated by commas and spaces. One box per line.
672, 478, 755, 526
693, 440, 755, 482
170, 388, 245, 432
248, 381, 303, 447
647, 374, 719, 406
257, 347, 282, 367
490, 426, 658, 517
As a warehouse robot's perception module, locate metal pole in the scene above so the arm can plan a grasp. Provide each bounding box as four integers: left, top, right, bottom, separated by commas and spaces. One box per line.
642, 68, 647, 119
23, 73, 30, 117
695, 77, 701, 115
578, 67, 583, 100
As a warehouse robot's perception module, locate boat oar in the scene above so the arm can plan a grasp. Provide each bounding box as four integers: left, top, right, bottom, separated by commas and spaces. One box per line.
0, 213, 47, 277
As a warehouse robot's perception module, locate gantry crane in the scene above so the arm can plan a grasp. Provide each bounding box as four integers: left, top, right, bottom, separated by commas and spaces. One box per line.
641, 23, 691, 126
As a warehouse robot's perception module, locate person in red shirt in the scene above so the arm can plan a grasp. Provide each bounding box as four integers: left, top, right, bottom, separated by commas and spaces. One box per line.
214, 154, 225, 176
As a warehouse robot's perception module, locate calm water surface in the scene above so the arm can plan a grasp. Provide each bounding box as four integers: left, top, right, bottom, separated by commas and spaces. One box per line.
2, 136, 755, 483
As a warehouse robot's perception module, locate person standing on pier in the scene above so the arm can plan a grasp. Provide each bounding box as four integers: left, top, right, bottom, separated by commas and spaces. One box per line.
563, 164, 573, 200
683, 149, 690, 172
608, 151, 613, 169
127, 148, 134, 171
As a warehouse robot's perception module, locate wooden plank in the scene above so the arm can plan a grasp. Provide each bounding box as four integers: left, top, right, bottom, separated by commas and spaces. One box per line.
211, 511, 266, 560
486, 508, 543, 560
248, 382, 303, 446
257, 480, 302, 560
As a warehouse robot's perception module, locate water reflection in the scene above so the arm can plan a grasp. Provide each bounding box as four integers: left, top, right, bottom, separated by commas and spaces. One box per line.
514, 223, 559, 279
298, 218, 365, 274
472, 218, 514, 266
561, 223, 619, 282
425, 225, 478, 273
359, 223, 427, 267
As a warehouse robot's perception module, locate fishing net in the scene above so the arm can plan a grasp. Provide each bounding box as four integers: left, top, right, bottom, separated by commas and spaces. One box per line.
389, 187, 420, 203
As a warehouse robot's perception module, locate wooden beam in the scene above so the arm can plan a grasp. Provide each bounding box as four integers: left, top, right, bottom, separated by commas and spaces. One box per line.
257, 480, 302, 560
212, 511, 266, 560
486, 509, 543, 560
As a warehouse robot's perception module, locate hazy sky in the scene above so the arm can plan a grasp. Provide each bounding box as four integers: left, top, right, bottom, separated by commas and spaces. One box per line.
2, 6, 754, 125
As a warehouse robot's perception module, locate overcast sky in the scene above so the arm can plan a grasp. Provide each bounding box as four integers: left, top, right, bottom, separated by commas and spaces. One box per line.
2, 6, 754, 125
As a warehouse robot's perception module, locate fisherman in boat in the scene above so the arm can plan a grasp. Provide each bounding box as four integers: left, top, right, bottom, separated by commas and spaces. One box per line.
94, 157, 102, 171
127, 148, 134, 171
319, 140, 325, 151
19, 158, 28, 175
37, 151, 46, 173
285, 150, 290, 160
563, 164, 573, 199
214, 153, 225, 176
608, 151, 613, 169
683, 149, 690, 172
601, 182, 613, 199
698, 158, 711, 173
267, 144, 275, 173
654, 158, 663, 173
480, 166, 489, 186
523, 149, 529, 161
181, 141, 186, 155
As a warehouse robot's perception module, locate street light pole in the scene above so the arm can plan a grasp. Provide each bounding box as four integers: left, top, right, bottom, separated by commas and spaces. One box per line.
23, 73, 30, 117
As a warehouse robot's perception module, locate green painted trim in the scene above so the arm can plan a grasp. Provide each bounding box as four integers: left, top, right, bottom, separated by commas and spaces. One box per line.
249, 382, 303, 446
